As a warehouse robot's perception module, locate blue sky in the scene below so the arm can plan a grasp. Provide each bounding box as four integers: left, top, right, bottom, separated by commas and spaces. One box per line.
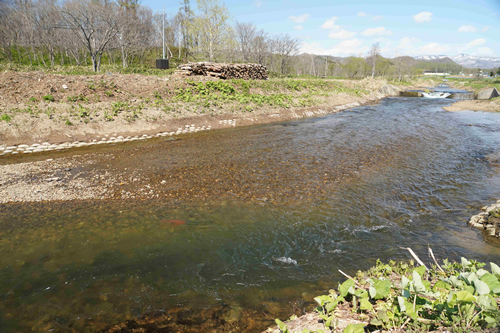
147, 0, 500, 58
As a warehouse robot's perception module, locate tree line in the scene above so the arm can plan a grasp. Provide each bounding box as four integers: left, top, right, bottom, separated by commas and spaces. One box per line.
0, 0, 302, 74
0, 0, 459, 80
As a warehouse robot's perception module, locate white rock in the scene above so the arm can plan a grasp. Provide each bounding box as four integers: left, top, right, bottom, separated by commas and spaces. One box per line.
486, 206, 498, 213
62, 84, 68, 89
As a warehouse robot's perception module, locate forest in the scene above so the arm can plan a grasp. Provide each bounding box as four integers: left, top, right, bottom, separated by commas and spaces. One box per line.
0, 0, 464, 79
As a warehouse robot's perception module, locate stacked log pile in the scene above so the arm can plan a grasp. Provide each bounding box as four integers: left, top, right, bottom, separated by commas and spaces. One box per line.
176, 62, 268, 80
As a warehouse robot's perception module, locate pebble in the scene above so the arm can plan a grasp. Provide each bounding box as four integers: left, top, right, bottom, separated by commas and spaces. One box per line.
44, 177, 60, 182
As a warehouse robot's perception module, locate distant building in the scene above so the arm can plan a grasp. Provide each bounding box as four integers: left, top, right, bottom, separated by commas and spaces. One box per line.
424, 71, 451, 76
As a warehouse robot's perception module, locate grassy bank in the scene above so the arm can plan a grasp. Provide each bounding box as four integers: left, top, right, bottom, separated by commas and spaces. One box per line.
0, 69, 416, 145
446, 78, 500, 93
271, 254, 500, 333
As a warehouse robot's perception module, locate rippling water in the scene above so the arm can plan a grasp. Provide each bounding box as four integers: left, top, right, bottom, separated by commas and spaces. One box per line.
1, 97, 500, 332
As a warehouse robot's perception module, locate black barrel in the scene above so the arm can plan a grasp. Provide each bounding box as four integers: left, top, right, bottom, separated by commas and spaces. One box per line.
156, 59, 169, 70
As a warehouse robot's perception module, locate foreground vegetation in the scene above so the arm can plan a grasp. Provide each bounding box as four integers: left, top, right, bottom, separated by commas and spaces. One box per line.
275, 253, 500, 333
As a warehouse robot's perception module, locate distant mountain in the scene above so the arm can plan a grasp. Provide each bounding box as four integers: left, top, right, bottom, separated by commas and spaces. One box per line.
414, 54, 500, 69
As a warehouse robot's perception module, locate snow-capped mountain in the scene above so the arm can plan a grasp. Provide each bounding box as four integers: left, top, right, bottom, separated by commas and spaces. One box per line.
414, 54, 500, 69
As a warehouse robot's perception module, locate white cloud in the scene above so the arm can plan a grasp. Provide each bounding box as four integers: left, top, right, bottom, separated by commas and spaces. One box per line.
358, 12, 368, 17
321, 17, 338, 29
254, 1, 263, 7
300, 39, 368, 56
294, 25, 304, 31
457, 25, 478, 33
482, 26, 493, 32
474, 47, 495, 56
418, 42, 450, 54
465, 38, 486, 48
328, 29, 357, 39
396, 36, 420, 50
361, 27, 392, 37
329, 39, 369, 55
413, 12, 433, 23
330, 39, 369, 55
370, 16, 383, 21
289, 14, 310, 23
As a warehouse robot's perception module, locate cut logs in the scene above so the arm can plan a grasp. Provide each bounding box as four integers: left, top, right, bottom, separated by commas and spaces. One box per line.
176, 62, 268, 80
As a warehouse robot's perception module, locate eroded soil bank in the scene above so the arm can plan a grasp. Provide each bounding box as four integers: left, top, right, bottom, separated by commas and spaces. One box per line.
0, 71, 424, 146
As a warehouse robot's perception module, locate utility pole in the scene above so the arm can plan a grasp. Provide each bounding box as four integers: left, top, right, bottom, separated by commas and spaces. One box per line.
162, 7, 165, 59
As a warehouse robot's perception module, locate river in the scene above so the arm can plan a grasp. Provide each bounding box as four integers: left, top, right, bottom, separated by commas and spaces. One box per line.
1, 96, 500, 332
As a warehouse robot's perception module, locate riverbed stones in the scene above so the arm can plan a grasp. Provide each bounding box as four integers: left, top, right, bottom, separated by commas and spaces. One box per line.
469, 201, 500, 238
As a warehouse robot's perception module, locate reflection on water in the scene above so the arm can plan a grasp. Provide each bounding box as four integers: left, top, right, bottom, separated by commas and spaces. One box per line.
1, 97, 500, 332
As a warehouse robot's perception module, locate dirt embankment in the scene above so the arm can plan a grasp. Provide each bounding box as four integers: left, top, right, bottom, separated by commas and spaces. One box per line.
443, 98, 500, 112
0, 71, 419, 146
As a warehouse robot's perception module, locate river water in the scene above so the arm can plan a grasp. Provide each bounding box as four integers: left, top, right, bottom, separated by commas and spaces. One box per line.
1, 97, 500, 332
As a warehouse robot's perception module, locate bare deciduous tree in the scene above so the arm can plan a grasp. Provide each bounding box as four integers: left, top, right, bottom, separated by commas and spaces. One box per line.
234, 21, 255, 62
367, 42, 380, 78
272, 33, 300, 75
62, 0, 120, 72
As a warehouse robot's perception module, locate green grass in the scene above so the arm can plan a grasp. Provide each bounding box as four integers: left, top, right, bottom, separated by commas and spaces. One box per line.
0, 114, 11, 122
446, 78, 500, 93
170, 78, 369, 112
0, 62, 177, 77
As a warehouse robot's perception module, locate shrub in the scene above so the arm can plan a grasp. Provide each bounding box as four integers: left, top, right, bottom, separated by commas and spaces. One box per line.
0, 114, 11, 122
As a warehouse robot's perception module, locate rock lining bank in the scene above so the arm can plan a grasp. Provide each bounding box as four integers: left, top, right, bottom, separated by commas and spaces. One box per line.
468, 200, 500, 238
0, 99, 378, 158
